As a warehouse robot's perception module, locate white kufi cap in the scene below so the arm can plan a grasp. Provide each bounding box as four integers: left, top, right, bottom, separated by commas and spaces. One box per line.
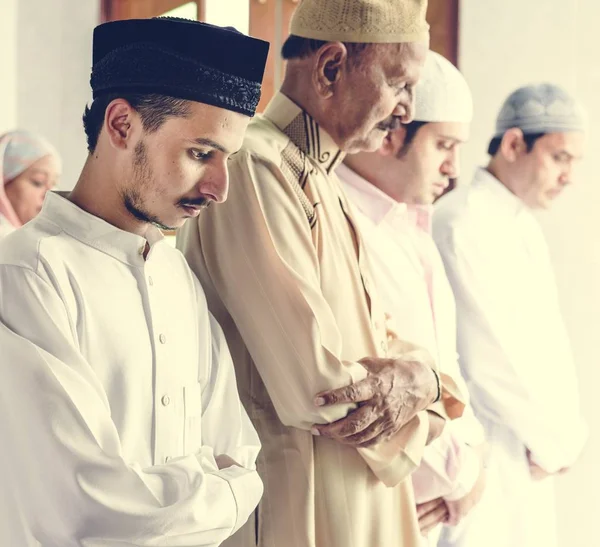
413, 51, 473, 124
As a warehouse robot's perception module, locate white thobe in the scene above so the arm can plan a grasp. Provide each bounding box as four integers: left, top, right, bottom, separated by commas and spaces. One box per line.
0, 192, 263, 547
433, 168, 588, 547
338, 165, 485, 546
0, 212, 16, 238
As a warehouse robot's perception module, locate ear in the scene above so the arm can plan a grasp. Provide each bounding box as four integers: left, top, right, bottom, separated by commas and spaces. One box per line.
313, 42, 348, 99
500, 128, 526, 163
104, 99, 139, 151
378, 128, 408, 157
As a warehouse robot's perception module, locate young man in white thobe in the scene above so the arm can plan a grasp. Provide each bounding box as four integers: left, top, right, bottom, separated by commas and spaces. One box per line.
433, 83, 589, 547
338, 51, 486, 546
0, 18, 269, 546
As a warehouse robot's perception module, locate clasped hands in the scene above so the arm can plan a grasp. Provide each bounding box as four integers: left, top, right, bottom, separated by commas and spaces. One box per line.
311, 355, 441, 448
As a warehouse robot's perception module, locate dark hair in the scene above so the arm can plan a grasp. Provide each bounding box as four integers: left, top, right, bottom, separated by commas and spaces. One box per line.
281, 34, 370, 62
396, 120, 429, 158
487, 132, 547, 157
82, 93, 191, 153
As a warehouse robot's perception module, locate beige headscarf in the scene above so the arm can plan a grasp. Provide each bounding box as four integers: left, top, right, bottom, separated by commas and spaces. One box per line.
290, 0, 430, 44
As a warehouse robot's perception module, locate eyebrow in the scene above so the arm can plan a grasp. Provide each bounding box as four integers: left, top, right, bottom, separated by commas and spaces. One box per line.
29, 169, 50, 177
555, 150, 577, 159
192, 137, 228, 154
437, 135, 465, 143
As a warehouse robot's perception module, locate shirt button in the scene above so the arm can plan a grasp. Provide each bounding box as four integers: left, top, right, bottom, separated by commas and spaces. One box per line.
159, 333, 166, 344
380, 340, 386, 352
148, 276, 154, 286
161, 395, 171, 406
165, 456, 171, 463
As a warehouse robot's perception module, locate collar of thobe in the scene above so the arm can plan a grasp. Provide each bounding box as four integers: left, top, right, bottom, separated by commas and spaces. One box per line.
472, 167, 529, 219
263, 92, 345, 174
337, 163, 433, 233
39, 192, 165, 266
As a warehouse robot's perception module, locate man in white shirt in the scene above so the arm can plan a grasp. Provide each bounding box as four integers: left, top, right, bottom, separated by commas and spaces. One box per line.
338, 51, 486, 546
433, 83, 589, 547
0, 18, 269, 546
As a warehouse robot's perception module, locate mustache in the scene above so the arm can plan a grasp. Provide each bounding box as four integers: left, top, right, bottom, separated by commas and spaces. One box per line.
376, 116, 403, 131
177, 197, 213, 209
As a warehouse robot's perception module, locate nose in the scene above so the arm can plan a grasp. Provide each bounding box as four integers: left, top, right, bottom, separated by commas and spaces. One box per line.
393, 95, 415, 124
558, 164, 573, 187
198, 163, 229, 204
441, 149, 460, 178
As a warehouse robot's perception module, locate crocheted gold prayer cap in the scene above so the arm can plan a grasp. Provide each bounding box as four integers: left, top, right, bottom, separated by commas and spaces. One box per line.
290, 0, 430, 44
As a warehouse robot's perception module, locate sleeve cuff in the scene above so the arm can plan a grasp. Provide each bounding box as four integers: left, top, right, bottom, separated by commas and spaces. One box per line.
216, 466, 264, 534
443, 445, 481, 502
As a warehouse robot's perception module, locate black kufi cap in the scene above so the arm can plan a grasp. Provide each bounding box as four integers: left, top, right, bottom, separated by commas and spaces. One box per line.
91, 17, 269, 117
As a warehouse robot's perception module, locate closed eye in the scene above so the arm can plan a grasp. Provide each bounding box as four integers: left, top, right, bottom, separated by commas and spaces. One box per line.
438, 141, 456, 151
190, 149, 214, 161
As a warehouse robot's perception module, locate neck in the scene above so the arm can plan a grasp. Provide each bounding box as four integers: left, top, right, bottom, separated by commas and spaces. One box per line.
69, 155, 150, 238
280, 67, 345, 150
344, 153, 408, 203
486, 158, 521, 201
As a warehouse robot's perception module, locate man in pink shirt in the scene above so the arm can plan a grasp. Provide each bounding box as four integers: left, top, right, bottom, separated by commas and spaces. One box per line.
337, 51, 486, 545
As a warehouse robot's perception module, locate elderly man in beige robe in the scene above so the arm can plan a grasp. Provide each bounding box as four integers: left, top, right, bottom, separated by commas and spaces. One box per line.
178, 1, 465, 546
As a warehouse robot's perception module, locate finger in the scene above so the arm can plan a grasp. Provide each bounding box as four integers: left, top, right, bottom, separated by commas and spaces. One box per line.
416, 498, 445, 518
313, 404, 378, 439
315, 379, 376, 407
419, 504, 448, 534
339, 417, 389, 448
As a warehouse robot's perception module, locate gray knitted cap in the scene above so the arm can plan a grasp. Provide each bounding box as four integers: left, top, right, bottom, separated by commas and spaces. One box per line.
493, 83, 586, 138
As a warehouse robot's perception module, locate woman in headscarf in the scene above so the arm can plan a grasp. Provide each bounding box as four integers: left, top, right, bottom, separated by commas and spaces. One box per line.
0, 130, 61, 238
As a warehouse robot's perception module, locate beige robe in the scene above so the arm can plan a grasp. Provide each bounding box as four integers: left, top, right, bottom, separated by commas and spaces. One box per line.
177, 92, 464, 547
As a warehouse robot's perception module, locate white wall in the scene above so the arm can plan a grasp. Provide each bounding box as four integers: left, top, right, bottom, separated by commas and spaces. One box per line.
460, 2, 600, 545
0, 0, 18, 133
16, 0, 99, 189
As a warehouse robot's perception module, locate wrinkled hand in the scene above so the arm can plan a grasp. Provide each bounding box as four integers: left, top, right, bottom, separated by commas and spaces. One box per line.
417, 498, 448, 536
311, 356, 438, 448
426, 410, 446, 445
445, 461, 486, 527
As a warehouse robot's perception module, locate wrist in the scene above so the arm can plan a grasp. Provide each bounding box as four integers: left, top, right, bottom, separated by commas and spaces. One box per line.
430, 368, 442, 404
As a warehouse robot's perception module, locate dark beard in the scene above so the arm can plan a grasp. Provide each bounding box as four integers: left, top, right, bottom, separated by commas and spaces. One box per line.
122, 140, 177, 231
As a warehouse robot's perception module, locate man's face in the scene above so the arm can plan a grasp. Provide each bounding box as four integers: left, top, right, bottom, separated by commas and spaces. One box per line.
335, 42, 428, 154
120, 101, 249, 230
393, 121, 470, 204
513, 131, 585, 209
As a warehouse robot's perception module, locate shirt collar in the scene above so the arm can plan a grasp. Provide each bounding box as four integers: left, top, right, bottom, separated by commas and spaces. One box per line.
472, 167, 528, 218
39, 192, 165, 266
337, 163, 433, 233
263, 92, 345, 174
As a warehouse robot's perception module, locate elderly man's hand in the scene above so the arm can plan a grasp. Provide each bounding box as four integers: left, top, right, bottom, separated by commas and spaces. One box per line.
311, 356, 438, 447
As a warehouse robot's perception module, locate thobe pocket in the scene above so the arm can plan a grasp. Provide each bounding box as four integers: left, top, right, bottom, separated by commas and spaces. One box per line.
183, 383, 203, 455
